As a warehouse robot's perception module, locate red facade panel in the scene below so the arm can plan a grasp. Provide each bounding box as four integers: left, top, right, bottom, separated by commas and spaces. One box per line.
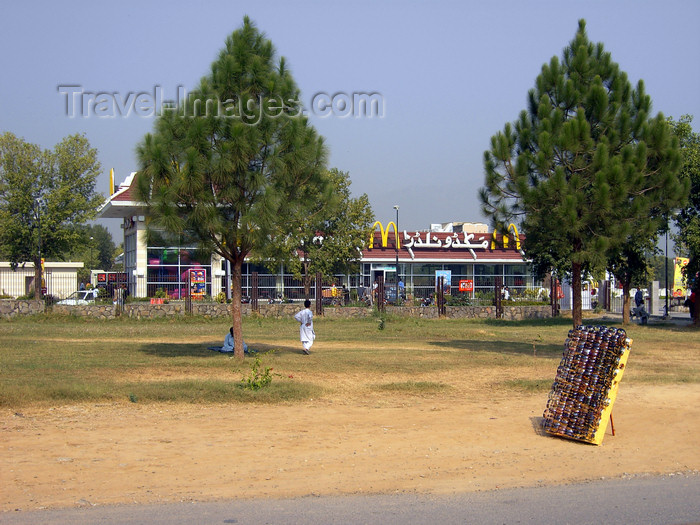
363, 231, 526, 263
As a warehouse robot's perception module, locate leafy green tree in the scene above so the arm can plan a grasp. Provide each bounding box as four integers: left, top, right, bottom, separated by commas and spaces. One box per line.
137, 17, 328, 357
669, 115, 700, 325
257, 168, 374, 297
0, 132, 103, 298
480, 19, 688, 327
68, 224, 117, 282
89, 224, 117, 271
607, 240, 654, 322
114, 242, 125, 272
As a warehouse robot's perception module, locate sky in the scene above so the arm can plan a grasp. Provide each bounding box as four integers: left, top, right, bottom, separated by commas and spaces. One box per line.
2, 0, 699, 244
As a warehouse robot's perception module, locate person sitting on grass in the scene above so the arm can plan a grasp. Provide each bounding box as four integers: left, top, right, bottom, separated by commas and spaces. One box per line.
223, 326, 248, 353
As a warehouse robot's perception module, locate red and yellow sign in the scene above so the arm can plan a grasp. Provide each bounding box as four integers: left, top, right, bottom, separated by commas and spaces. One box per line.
673, 257, 689, 297
459, 279, 473, 292
366, 222, 525, 262
189, 269, 206, 298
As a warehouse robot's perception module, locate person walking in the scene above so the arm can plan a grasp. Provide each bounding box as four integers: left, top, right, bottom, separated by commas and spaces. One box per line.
688, 290, 696, 320
294, 299, 315, 355
633, 288, 649, 324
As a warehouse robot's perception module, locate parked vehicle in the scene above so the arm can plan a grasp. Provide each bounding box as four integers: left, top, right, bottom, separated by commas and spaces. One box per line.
57, 289, 98, 305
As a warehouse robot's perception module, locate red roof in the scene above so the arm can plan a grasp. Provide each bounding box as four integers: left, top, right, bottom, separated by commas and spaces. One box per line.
111, 178, 140, 202
97, 172, 145, 219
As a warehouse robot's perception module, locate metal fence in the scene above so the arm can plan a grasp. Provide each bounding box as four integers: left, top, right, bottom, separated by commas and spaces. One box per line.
241, 273, 311, 302
0, 269, 78, 300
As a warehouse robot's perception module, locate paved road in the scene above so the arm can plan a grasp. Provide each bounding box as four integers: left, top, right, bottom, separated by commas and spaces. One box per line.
3, 474, 698, 524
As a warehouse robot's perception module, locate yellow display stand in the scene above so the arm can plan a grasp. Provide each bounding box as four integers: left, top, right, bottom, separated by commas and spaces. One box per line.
542, 325, 632, 445
590, 343, 631, 444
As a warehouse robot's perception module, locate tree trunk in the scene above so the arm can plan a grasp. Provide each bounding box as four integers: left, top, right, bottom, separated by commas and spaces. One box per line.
34, 257, 41, 300
571, 262, 583, 327
230, 258, 245, 359
303, 270, 311, 300
621, 281, 632, 325
302, 258, 311, 299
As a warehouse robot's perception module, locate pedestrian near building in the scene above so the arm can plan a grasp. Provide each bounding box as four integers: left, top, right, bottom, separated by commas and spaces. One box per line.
294, 299, 315, 355
686, 290, 696, 320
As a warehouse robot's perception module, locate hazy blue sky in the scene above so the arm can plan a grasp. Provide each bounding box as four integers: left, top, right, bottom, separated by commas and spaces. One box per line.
2, 0, 699, 240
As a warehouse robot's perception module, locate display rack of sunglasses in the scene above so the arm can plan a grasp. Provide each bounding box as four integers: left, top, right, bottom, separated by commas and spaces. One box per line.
542, 325, 632, 445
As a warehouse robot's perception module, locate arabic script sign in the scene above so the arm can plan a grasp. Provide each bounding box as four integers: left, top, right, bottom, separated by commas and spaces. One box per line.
402, 231, 488, 260
369, 222, 524, 261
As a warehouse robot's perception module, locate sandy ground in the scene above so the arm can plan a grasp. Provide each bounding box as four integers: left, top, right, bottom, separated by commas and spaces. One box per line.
2, 378, 699, 512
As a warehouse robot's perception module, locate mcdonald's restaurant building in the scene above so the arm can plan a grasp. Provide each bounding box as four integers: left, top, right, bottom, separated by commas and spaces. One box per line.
362, 221, 539, 301
98, 173, 539, 301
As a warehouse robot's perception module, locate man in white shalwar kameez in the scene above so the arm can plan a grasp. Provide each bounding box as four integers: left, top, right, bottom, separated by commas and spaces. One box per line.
294, 299, 315, 355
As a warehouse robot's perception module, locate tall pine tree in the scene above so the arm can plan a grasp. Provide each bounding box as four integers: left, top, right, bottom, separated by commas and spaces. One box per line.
480, 19, 687, 327
137, 17, 328, 356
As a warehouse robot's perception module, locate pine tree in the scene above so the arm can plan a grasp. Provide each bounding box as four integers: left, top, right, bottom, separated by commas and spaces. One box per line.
137, 17, 328, 356
480, 19, 687, 327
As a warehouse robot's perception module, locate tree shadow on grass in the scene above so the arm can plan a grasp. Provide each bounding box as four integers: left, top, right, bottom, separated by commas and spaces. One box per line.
139, 342, 301, 358
429, 339, 563, 358
629, 320, 696, 333
488, 314, 696, 333
481, 317, 573, 328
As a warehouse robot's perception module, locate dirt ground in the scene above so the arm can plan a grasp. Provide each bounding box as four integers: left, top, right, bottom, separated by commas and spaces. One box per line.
2, 369, 699, 512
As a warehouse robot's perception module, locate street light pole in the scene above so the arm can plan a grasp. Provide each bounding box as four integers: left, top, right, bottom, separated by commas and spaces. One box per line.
34, 198, 43, 300
89, 236, 95, 288
394, 205, 399, 305
664, 222, 669, 319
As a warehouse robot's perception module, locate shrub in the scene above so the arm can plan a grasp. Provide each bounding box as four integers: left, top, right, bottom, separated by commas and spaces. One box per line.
446, 293, 472, 306
241, 356, 274, 390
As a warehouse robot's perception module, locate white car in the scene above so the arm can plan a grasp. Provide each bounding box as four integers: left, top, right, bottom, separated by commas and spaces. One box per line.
57, 290, 98, 305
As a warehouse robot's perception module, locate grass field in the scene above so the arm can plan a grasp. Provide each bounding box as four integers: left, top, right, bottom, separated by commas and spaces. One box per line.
1, 314, 698, 407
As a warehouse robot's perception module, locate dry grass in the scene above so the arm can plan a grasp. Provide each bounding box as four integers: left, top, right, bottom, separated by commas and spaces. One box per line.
1, 314, 697, 407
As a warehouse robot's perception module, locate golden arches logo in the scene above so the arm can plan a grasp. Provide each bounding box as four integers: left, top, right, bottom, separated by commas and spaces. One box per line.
369, 221, 400, 249
491, 223, 522, 251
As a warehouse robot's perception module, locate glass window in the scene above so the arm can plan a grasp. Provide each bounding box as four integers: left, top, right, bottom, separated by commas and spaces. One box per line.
475, 275, 495, 287
475, 264, 502, 276
412, 264, 443, 276
145, 243, 212, 298
147, 249, 162, 265
444, 264, 469, 276
504, 264, 527, 276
